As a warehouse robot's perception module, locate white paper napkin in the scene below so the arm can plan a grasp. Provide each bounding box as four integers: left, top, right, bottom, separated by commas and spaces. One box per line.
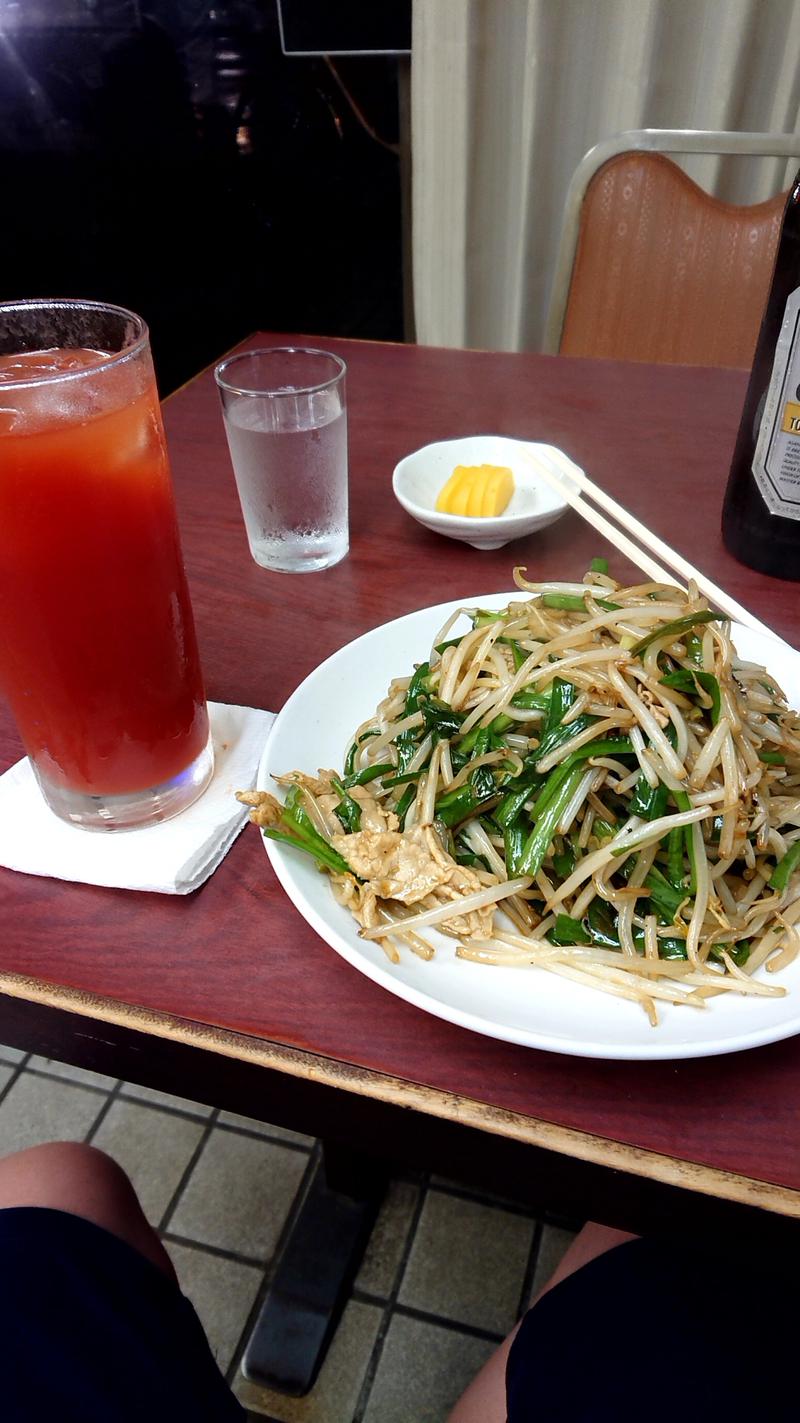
0, 702, 275, 895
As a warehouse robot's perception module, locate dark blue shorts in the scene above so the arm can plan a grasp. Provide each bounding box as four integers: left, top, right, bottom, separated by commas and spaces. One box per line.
0, 1206, 244, 1421
506, 1236, 794, 1421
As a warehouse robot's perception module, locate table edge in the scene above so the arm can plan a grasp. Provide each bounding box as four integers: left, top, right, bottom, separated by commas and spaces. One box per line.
1, 968, 797, 1219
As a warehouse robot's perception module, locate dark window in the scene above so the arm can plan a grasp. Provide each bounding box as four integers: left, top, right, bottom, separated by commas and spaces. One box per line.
0, 1, 405, 392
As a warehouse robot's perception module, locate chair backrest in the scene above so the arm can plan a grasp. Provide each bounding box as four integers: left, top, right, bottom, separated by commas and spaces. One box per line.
545, 129, 800, 368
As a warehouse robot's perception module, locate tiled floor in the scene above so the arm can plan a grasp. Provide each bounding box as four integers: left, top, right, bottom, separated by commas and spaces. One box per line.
0, 1041, 580, 1422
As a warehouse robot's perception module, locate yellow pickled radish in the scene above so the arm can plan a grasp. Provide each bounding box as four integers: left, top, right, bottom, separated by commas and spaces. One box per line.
466, 468, 489, 516
435, 463, 514, 517
450, 471, 474, 516
436, 465, 478, 514
484, 465, 514, 515
435, 466, 468, 513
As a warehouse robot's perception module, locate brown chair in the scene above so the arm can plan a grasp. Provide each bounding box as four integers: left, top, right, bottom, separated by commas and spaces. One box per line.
545, 129, 800, 368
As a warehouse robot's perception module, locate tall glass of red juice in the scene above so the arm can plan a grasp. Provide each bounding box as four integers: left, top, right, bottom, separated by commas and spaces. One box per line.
0, 299, 213, 830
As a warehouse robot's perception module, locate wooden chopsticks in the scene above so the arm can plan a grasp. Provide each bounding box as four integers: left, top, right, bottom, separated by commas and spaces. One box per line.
520, 444, 795, 653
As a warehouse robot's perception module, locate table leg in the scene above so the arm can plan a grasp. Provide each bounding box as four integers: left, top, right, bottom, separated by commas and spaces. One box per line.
242, 1140, 387, 1395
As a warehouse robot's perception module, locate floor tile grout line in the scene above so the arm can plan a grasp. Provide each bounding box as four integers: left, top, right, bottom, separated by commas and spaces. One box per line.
16, 1065, 223, 1122
350, 1304, 398, 1419
110, 1093, 317, 1148
157, 1110, 220, 1235
115, 1088, 218, 1124
420, 1176, 585, 1233
23, 1065, 120, 1097
161, 1229, 271, 1273
212, 1119, 314, 1155
0, 1057, 30, 1109
351, 1286, 399, 1308
352, 1293, 508, 1346
517, 1220, 544, 1319
224, 1142, 322, 1388
83, 1078, 124, 1145
428, 1178, 546, 1222
351, 1172, 431, 1423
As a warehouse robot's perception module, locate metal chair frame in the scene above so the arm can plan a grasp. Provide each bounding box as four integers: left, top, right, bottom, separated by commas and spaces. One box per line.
544, 128, 800, 356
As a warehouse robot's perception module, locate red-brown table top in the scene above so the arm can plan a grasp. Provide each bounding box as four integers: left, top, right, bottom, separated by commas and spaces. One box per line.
2, 335, 799, 1199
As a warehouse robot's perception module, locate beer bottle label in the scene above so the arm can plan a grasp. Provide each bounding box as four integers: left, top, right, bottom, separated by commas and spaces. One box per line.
753, 287, 800, 520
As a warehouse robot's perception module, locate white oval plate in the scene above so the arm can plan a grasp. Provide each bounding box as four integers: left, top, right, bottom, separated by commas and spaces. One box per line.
258, 595, 800, 1060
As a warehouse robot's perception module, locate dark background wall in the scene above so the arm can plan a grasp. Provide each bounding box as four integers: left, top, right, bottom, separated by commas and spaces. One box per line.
0, 0, 407, 392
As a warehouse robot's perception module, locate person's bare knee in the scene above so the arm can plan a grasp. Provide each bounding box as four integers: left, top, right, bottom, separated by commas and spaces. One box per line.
0, 1142, 175, 1280
0, 1142, 130, 1217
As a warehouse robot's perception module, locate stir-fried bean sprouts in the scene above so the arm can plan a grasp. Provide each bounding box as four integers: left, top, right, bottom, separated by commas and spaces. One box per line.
240, 565, 800, 1025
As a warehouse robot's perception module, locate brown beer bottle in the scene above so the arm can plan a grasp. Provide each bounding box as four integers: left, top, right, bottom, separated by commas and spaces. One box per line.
721, 168, 800, 579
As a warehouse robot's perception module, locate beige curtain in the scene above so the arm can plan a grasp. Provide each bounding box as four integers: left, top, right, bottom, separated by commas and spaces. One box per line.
411, 0, 800, 351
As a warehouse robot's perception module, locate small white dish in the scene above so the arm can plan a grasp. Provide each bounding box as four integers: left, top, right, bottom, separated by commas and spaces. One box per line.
392, 435, 572, 550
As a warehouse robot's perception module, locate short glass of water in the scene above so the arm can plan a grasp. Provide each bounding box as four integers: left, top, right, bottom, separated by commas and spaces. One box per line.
215, 346, 348, 573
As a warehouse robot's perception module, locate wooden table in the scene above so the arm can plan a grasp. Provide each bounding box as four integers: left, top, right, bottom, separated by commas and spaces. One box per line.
2, 336, 800, 1269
